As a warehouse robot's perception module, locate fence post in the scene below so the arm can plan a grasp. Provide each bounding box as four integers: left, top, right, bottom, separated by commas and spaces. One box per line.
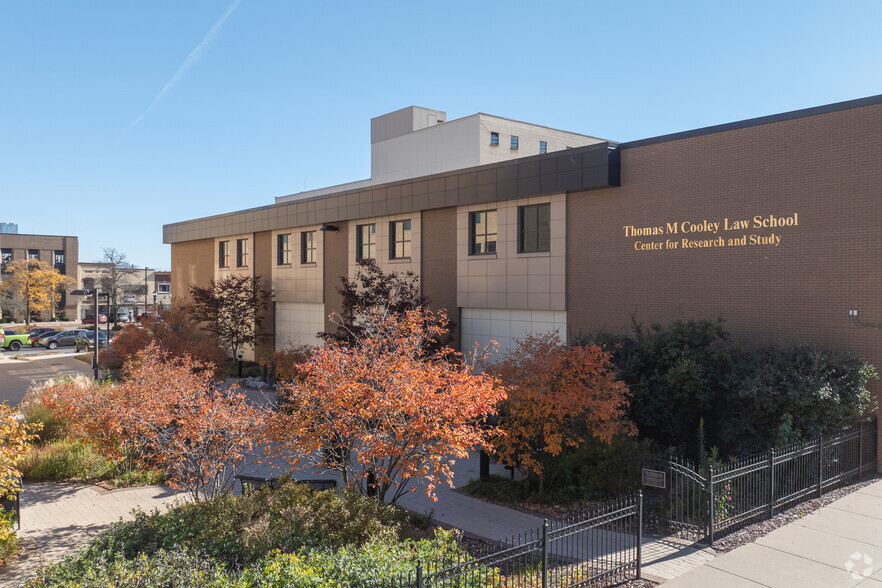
818, 434, 824, 498
708, 465, 715, 545
637, 491, 643, 580
859, 421, 864, 479
769, 449, 775, 519
542, 519, 549, 588
416, 561, 423, 588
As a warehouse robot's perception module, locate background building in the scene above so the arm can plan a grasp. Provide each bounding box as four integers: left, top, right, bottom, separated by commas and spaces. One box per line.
0, 232, 78, 320
76, 263, 167, 321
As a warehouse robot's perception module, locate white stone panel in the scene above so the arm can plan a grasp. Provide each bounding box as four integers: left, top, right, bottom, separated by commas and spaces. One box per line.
275, 302, 326, 349
461, 308, 567, 359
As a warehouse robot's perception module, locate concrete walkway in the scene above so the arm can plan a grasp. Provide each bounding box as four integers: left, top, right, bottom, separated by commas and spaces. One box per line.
1, 482, 182, 586
664, 480, 882, 587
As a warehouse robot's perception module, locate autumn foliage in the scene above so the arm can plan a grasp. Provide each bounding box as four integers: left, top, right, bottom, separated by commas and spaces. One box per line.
99, 305, 228, 375
0, 403, 40, 498
490, 333, 635, 487
272, 307, 506, 504
48, 344, 267, 500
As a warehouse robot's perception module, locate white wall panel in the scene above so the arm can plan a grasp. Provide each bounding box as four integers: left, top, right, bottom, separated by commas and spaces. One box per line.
461, 308, 567, 359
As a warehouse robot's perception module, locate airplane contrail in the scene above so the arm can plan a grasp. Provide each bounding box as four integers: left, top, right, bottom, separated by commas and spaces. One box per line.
125, 0, 244, 133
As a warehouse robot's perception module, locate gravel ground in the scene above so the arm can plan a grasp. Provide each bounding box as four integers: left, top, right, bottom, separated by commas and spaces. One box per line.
709, 475, 880, 553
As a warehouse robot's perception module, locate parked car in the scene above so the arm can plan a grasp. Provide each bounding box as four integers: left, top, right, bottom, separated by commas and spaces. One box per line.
115, 313, 130, 323
1, 329, 31, 351
39, 329, 90, 349
74, 331, 108, 352
28, 329, 60, 347
82, 314, 108, 325
136, 312, 160, 323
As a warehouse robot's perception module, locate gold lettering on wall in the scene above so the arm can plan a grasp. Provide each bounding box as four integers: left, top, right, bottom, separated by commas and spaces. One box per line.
624, 213, 799, 252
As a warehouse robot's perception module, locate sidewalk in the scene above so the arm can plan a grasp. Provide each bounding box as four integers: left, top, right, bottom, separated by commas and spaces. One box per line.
663, 479, 882, 587
1, 482, 182, 586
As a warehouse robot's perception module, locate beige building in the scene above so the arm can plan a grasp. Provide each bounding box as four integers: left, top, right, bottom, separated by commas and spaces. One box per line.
76, 263, 168, 321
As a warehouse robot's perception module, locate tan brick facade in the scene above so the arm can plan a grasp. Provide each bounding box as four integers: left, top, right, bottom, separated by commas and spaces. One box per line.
0, 233, 78, 319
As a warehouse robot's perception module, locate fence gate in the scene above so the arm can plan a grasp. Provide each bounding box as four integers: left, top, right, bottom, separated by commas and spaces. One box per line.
606, 456, 709, 543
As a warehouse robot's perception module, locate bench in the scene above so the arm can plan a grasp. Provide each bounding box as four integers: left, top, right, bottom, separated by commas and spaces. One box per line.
235, 474, 337, 496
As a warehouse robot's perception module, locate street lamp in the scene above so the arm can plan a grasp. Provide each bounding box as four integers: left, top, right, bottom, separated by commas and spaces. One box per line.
70, 288, 109, 381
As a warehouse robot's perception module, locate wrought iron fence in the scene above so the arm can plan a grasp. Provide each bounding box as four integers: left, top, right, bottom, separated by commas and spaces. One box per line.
709, 419, 877, 542
376, 493, 643, 588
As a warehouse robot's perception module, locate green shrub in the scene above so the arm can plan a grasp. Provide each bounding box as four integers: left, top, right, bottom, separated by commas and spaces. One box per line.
22, 403, 67, 444
77, 481, 403, 571
27, 548, 235, 587
583, 319, 740, 452
720, 343, 877, 455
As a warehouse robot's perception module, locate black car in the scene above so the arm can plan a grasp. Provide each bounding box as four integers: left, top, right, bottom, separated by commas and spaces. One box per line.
39, 329, 90, 349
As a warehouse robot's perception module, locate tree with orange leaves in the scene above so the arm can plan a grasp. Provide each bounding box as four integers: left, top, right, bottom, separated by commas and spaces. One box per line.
272, 307, 506, 504
49, 343, 267, 501
490, 332, 635, 490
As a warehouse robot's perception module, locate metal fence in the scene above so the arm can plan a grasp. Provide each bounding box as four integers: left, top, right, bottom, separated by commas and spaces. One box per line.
378, 494, 643, 588
709, 419, 877, 542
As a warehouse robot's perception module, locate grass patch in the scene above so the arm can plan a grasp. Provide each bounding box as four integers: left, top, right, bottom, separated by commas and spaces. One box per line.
19, 439, 164, 487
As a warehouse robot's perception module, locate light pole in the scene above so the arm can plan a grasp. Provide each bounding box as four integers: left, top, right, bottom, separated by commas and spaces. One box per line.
70, 287, 103, 380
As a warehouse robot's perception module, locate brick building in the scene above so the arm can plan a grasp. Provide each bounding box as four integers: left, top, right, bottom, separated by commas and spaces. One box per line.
0, 233, 78, 320
165, 96, 882, 464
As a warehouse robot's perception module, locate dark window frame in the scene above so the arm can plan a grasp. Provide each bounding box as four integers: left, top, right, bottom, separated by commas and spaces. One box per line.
490, 131, 499, 146
356, 223, 376, 261
218, 241, 230, 268
390, 219, 412, 260
301, 231, 317, 264
518, 203, 551, 254
1, 248, 12, 274
277, 233, 291, 266
27, 249, 39, 260
469, 210, 498, 256
236, 238, 249, 268
539, 140, 547, 154
157, 283, 171, 294
511, 135, 519, 149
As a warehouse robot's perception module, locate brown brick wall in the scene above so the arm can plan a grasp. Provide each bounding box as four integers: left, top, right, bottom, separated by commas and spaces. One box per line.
420, 207, 461, 345
322, 222, 350, 334
170, 239, 214, 304
0, 233, 79, 319
566, 102, 882, 468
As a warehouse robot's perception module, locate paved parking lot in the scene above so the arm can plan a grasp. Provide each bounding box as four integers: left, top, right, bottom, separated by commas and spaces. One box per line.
0, 351, 94, 405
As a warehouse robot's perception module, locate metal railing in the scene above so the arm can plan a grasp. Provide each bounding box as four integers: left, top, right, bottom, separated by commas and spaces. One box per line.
378, 493, 643, 588
709, 419, 876, 542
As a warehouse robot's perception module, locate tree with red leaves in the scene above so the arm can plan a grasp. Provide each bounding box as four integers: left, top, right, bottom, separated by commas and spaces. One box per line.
273, 307, 506, 504
490, 332, 635, 490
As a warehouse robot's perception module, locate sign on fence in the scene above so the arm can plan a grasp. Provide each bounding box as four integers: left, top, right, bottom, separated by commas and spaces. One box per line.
642, 468, 666, 489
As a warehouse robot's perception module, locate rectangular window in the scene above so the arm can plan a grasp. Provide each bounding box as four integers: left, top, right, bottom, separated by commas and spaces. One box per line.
519, 203, 551, 253
27, 249, 39, 260
277, 233, 291, 265
0, 249, 11, 274
356, 224, 376, 261
157, 283, 171, 294
511, 135, 519, 149
218, 241, 230, 268
236, 239, 249, 267
470, 210, 498, 255
490, 132, 499, 146
301, 231, 316, 264
390, 220, 412, 259
54, 250, 65, 273
539, 141, 547, 154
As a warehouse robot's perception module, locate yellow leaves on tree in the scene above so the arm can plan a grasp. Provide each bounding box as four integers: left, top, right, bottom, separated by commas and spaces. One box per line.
0, 259, 75, 323
272, 308, 507, 504
47, 343, 267, 501
0, 403, 39, 498
490, 332, 635, 482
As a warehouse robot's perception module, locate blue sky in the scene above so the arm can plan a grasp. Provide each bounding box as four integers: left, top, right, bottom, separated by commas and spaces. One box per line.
1, 1, 880, 270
